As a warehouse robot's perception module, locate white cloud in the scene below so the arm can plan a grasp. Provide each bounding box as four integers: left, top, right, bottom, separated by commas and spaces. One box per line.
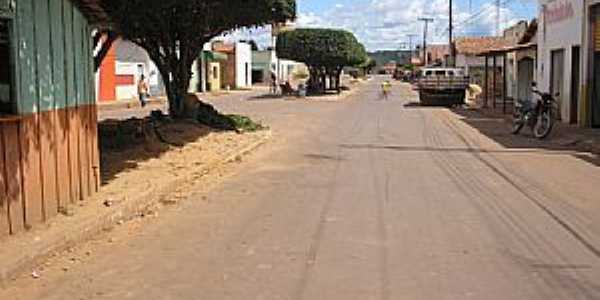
294, 0, 533, 51
221, 1, 535, 51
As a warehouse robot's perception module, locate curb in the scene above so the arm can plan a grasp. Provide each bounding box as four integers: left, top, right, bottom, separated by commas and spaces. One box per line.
98, 97, 167, 112
0, 132, 271, 285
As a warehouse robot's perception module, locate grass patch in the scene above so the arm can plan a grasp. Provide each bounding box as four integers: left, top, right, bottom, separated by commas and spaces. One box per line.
196, 101, 266, 132
226, 114, 267, 132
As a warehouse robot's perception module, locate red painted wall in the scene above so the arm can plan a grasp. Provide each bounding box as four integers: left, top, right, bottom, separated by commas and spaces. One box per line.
98, 42, 117, 102
115, 74, 135, 85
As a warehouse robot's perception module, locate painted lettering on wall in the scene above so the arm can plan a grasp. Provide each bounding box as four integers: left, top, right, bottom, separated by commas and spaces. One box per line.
543, 1, 574, 24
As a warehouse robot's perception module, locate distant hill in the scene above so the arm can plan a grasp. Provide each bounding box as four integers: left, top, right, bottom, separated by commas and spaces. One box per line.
368, 50, 412, 67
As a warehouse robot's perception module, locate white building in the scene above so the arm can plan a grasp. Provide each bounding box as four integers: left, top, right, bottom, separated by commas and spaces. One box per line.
234, 42, 253, 89
582, 1, 600, 127
253, 49, 305, 85
537, 0, 584, 124
212, 41, 252, 90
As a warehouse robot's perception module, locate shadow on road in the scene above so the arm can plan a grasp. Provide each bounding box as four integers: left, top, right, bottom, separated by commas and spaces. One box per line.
98, 117, 212, 185
449, 108, 600, 167
247, 94, 284, 101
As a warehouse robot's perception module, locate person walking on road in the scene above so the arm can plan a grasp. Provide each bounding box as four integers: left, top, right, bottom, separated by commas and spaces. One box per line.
381, 80, 392, 100
137, 74, 149, 108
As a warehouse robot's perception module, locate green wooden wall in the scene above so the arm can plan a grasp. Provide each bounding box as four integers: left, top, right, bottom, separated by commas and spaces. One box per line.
13, 0, 94, 114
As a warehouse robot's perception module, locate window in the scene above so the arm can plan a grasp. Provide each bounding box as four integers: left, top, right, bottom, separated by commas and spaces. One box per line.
434, 70, 446, 76
213, 66, 218, 79
245, 63, 249, 86
0, 18, 13, 114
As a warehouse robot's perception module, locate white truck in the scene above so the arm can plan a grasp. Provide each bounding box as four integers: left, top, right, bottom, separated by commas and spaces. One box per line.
416, 68, 469, 106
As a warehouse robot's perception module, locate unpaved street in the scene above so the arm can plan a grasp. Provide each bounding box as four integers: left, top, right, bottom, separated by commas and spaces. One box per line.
4, 78, 600, 299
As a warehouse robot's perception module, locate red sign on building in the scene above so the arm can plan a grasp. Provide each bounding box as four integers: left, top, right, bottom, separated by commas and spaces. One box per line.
543, 1, 575, 24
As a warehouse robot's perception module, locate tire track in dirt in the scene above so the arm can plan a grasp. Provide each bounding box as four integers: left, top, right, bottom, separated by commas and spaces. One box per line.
292, 85, 376, 300
436, 110, 600, 260
423, 109, 600, 298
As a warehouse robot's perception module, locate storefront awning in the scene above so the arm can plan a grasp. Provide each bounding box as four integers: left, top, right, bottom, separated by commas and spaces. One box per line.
477, 43, 537, 57
203, 51, 228, 61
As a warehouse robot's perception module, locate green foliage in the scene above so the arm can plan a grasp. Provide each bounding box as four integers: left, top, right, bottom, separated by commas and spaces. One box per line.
226, 115, 267, 132
276, 28, 366, 93
276, 28, 367, 68
195, 102, 265, 132
359, 57, 377, 69
102, 0, 296, 45
100, 0, 296, 117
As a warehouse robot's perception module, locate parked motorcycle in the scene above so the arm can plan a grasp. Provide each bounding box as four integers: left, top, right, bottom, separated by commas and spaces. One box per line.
512, 82, 556, 139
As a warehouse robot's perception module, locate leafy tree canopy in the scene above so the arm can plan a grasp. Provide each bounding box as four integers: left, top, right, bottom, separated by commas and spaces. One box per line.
276, 28, 367, 68
100, 0, 296, 117
102, 0, 295, 47
276, 28, 367, 93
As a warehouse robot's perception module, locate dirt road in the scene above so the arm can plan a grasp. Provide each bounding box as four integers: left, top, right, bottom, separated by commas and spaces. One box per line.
4, 78, 600, 299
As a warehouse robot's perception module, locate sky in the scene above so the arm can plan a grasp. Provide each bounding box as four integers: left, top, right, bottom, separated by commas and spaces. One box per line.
227, 0, 538, 52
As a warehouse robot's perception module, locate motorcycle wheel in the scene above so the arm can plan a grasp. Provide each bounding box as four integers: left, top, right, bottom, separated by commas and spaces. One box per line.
511, 111, 525, 135
533, 111, 553, 139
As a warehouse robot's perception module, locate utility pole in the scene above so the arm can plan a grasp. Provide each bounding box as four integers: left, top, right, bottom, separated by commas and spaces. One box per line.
449, 0, 455, 67
418, 17, 434, 66
407, 34, 418, 63
496, 0, 500, 36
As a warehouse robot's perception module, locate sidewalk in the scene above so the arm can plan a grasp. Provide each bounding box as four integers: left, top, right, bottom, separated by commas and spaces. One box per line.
98, 97, 167, 112
0, 118, 271, 284
456, 104, 600, 156
98, 89, 264, 121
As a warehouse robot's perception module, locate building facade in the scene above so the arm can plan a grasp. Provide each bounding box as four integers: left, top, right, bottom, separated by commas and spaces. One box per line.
96, 39, 164, 102
213, 41, 252, 90
537, 0, 584, 124
584, 1, 600, 127
0, 0, 100, 236
252, 49, 304, 85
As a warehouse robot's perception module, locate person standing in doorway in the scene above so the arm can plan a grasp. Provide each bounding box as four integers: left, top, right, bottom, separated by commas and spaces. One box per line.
137, 74, 149, 108
270, 71, 278, 95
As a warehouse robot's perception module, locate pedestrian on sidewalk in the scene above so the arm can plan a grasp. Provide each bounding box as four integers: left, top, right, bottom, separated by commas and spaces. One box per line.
137, 74, 149, 108
270, 71, 278, 95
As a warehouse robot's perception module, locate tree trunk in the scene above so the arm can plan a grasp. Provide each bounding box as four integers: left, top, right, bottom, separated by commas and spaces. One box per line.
140, 39, 197, 119
336, 67, 343, 93
161, 56, 193, 118
307, 66, 318, 94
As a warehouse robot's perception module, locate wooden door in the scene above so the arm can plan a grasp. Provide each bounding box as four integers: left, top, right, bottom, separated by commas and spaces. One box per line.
550, 49, 565, 120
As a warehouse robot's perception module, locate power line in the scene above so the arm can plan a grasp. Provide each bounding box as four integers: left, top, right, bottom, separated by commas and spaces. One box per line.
436, 0, 516, 38
449, 0, 455, 66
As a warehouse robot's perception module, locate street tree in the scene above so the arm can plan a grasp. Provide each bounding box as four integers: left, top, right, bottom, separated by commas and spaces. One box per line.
360, 57, 377, 75
276, 28, 367, 93
100, 0, 296, 117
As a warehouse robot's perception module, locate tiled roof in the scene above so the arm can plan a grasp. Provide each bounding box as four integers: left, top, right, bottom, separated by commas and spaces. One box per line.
212, 43, 236, 54
454, 36, 513, 56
